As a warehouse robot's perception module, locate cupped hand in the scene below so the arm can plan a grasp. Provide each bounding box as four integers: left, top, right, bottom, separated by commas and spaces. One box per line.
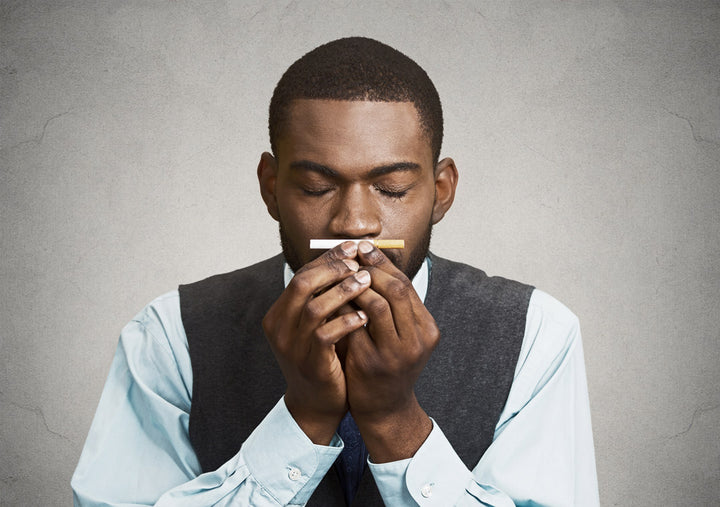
343, 241, 439, 461
262, 242, 371, 444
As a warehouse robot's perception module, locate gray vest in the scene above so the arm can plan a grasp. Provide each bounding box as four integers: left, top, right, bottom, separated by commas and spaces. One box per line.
179, 253, 533, 506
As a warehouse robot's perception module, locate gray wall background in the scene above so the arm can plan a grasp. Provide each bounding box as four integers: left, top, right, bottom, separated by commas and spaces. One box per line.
1, 1, 718, 505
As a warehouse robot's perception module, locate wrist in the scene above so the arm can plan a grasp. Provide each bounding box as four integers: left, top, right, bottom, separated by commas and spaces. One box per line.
284, 394, 345, 445
353, 397, 432, 463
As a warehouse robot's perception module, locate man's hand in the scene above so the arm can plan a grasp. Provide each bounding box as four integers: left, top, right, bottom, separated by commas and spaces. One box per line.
262, 242, 371, 445
344, 241, 439, 462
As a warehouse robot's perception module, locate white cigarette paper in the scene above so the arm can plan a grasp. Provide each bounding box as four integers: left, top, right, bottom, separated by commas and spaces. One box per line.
310, 239, 405, 249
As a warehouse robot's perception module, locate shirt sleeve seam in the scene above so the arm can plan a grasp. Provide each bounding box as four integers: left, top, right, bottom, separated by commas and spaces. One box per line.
129, 310, 177, 363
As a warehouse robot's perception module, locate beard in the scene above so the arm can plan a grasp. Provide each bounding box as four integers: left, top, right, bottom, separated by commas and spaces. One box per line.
279, 222, 432, 281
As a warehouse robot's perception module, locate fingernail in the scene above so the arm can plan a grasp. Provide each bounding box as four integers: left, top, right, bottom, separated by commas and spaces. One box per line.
342, 259, 359, 271
358, 241, 373, 254
357, 310, 367, 321
355, 270, 370, 284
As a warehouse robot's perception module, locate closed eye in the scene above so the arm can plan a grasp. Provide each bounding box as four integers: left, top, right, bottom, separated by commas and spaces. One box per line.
301, 186, 333, 196
375, 184, 409, 199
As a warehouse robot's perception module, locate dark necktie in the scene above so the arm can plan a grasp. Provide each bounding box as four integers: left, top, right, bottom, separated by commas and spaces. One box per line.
333, 411, 369, 506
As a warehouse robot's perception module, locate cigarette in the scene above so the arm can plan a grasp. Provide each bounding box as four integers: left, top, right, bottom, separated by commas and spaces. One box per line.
310, 239, 405, 249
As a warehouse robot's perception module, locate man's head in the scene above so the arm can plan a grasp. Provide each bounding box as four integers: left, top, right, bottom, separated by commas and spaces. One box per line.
258, 37, 458, 279
269, 36, 444, 165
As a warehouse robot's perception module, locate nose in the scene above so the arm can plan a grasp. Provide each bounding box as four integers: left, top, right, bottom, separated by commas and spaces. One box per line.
327, 184, 382, 239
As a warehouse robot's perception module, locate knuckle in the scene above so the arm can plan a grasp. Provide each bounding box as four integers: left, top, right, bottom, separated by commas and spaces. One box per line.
304, 300, 324, 321
366, 250, 386, 266
293, 262, 310, 275
426, 321, 441, 346
367, 297, 390, 316
333, 259, 354, 275
321, 260, 349, 279
327, 259, 342, 271
312, 326, 331, 345
338, 276, 360, 295
342, 312, 361, 327
405, 338, 422, 357
325, 247, 345, 261
408, 341, 429, 365
289, 273, 313, 294
387, 278, 411, 299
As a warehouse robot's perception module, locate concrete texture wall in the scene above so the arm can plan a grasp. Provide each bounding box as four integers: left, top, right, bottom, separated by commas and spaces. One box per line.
1, 1, 718, 505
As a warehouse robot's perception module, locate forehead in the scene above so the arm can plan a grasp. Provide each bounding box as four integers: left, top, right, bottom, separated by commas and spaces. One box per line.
278, 99, 433, 169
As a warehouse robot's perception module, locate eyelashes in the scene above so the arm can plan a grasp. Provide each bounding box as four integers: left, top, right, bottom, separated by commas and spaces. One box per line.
301, 185, 409, 199
301, 187, 333, 196
375, 186, 408, 199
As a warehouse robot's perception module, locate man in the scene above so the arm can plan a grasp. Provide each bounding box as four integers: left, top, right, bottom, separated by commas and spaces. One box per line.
72, 37, 599, 506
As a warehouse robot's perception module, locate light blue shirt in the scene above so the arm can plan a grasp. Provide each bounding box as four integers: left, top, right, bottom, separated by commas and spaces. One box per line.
72, 259, 599, 506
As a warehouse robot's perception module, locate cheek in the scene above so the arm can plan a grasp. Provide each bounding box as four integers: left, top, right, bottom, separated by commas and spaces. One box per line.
277, 193, 330, 240
380, 195, 434, 234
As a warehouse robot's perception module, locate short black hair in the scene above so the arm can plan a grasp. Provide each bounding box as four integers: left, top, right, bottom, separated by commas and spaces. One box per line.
269, 37, 443, 164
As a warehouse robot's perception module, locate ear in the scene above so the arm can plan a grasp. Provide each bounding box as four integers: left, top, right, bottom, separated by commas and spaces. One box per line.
257, 151, 280, 222
431, 157, 458, 224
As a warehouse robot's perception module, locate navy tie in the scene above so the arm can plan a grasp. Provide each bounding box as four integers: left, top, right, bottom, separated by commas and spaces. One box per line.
333, 412, 369, 506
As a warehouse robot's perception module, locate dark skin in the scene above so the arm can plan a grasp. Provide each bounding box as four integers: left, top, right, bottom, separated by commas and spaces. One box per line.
258, 99, 458, 462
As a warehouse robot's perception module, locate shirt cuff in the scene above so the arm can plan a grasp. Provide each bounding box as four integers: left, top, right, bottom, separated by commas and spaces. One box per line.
369, 418, 474, 505
241, 397, 343, 505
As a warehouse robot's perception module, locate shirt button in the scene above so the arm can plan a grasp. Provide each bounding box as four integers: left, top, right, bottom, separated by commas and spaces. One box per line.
421, 483, 433, 498
288, 467, 302, 481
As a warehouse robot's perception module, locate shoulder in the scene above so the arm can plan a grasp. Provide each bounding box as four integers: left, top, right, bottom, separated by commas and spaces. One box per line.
115, 290, 194, 404
525, 288, 580, 354
429, 253, 532, 288
427, 254, 581, 378
125, 290, 186, 359
178, 254, 286, 319
427, 253, 534, 312
180, 254, 285, 296
427, 253, 488, 284
527, 288, 579, 329
513, 288, 582, 391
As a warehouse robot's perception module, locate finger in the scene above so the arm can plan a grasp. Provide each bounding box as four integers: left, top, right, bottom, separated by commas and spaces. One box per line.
349, 285, 438, 378
362, 263, 421, 306
352, 287, 399, 345
311, 309, 368, 348
356, 240, 403, 277
299, 270, 371, 329
355, 260, 425, 341
286, 240, 359, 305
265, 257, 360, 350
353, 267, 438, 354
282, 258, 360, 314
306, 308, 367, 382
343, 319, 376, 365
332, 303, 357, 360
297, 241, 359, 275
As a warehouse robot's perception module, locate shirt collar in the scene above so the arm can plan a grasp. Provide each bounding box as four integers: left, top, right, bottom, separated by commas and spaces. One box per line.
283, 256, 430, 303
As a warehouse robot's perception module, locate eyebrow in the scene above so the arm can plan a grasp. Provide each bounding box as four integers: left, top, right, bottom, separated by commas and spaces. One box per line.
289, 160, 422, 178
